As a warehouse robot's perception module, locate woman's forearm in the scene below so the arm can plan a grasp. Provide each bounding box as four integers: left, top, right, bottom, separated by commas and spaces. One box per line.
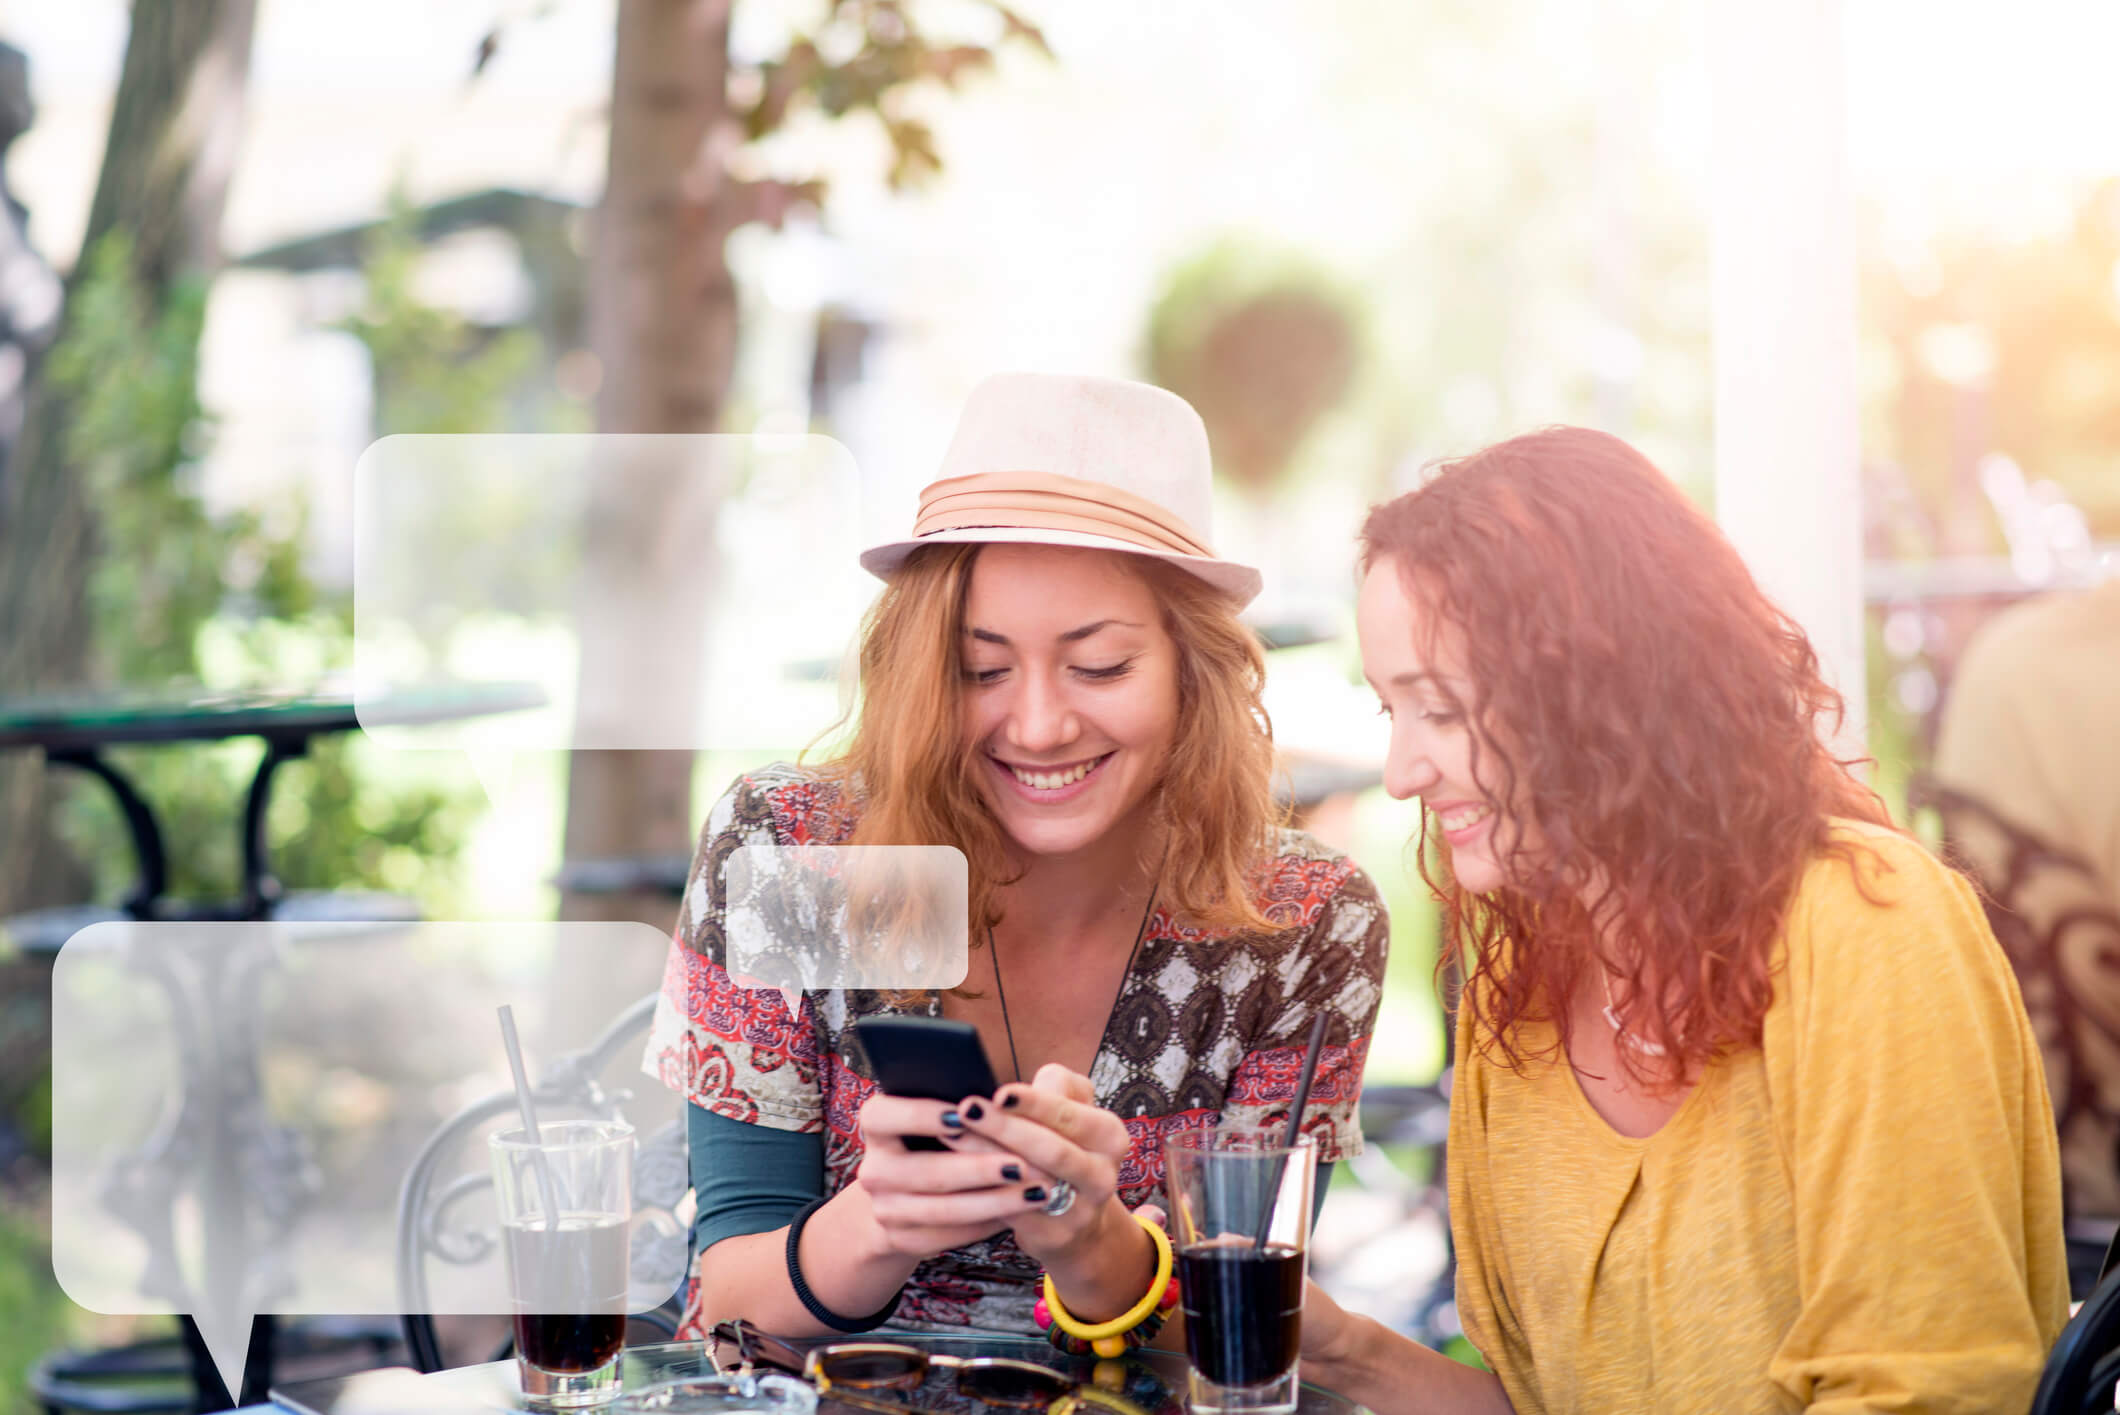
1301, 1292, 1514, 1415
693, 1184, 923, 1336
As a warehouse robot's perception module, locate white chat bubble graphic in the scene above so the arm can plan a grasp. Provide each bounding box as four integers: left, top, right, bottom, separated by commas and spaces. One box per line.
352, 434, 874, 793
50, 920, 684, 1402
725, 845, 969, 993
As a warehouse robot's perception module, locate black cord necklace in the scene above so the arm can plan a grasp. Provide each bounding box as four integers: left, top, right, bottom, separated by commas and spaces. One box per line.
988, 882, 1160, 1086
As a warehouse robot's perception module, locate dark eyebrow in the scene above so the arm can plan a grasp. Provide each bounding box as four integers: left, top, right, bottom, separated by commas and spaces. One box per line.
965, 619, 1145, 647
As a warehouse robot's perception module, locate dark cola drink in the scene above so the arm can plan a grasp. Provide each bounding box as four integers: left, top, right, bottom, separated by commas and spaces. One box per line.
504, 1215, 629, 1374
516, 1311, 627, 1374
1178, 1241, 1305, 1388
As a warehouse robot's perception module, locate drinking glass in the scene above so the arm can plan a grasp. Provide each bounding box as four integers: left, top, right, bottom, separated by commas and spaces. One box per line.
490, 1119, 636, 1408
1163, 1129, 1314, 1415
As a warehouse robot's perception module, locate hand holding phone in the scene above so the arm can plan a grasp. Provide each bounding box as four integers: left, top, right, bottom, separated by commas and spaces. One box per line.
853, 1016, 1000, 1151
846, 1018, 1058, 1258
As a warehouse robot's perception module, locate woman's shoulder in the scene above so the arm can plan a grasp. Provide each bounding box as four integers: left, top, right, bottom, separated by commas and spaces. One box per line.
706, 761, 862, 845
1247, 826, 1387, 931
1255, 825, 1369, 888
1778, 816, 1994, 995
1798, 816, 1965, 913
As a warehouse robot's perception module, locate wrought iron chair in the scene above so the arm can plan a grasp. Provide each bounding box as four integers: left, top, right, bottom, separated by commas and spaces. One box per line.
396, 993, 690, 1371
2032, 1260, 2120, 1415
1910, 774, 2120, 1298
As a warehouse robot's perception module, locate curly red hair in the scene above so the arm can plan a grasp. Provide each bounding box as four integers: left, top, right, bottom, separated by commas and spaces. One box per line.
1359, 427, 1891, 1083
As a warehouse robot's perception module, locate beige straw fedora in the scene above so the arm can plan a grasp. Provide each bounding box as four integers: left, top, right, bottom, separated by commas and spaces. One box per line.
859, 372, 1262, 607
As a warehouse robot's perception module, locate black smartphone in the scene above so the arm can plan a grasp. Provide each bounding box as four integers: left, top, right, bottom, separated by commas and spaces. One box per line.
853, 1015, 1001, 1151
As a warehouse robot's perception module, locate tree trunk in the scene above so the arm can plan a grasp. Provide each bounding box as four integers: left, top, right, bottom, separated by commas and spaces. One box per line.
0, 0, 257, 914
83, 0, 257, 294
557, 0, 740, 953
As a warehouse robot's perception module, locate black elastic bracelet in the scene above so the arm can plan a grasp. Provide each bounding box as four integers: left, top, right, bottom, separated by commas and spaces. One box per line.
786, 1195, 903, 1333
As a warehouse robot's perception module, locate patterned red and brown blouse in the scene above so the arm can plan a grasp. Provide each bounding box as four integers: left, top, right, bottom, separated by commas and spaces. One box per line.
643, 763, 1390, 1335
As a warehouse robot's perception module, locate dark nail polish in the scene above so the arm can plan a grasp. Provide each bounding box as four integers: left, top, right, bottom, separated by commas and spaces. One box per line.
1023, 1186, 1047, 1203
941, 1110, 963, 1129
1002, 1164, 1022, 1182
1001, 1093, 1020, 1109
965, 1101, 986, 1121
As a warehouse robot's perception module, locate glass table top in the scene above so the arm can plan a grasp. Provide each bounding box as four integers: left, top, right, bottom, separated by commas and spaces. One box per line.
0, 680, 545, 749
406, 1333, 1369, 1415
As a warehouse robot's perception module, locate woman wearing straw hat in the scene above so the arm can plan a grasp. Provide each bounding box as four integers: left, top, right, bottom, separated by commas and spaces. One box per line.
643, 373, 1388, 1343
1296, 427, 2065, 1413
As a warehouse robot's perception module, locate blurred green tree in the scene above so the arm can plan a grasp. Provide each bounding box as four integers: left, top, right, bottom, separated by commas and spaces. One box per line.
0, 0, 257, 914
44, 225, 485, 912
0, 7, 260, 1403
339, 192, 543, 439
333, 192, 587, 645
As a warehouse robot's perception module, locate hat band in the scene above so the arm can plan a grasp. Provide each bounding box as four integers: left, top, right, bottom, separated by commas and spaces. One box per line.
912, 470, 1215, 560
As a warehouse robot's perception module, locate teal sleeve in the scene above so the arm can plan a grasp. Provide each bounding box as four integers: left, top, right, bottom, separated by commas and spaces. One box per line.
689, 1101, 826, 1257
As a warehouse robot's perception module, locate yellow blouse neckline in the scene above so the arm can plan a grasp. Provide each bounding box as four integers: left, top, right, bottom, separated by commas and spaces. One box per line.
1536, 1018, 1717, 1152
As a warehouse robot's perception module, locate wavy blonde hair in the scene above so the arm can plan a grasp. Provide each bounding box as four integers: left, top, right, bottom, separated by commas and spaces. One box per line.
823, 543, 1282, 936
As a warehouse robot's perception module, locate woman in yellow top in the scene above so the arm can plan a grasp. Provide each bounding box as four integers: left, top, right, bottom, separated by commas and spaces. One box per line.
1300, 427, 2068, 1413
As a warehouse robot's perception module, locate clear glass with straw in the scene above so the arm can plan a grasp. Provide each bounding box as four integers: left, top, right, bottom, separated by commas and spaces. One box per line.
1165, 1015, 1329, 1415
1164, 1129, 1315, 1415
490, 1005, 635, 1408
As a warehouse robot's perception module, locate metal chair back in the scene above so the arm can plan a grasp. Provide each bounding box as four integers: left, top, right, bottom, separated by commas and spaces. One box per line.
395, 993, 688, 1371
2033, 1263, 2120, 1415
1911, 774, 2120, 1295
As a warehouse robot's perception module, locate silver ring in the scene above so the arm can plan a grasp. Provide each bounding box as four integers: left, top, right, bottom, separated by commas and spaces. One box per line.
1040, 1180, 1077, 1218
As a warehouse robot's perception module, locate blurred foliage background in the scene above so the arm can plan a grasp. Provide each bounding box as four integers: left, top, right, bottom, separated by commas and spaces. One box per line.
47, 211, 503, 915
0, 0, 2115, 1401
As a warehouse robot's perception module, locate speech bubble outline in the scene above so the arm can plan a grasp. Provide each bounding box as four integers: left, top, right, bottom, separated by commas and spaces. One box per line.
49, 919, 679, 1400
351, 433, 876, 806
724, 844, 970, 995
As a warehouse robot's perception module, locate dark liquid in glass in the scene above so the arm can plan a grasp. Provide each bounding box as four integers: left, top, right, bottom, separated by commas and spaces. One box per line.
1178, 1242, 1304, 1388
504, 1216, 629, 1373
515, 1312, 627, 1374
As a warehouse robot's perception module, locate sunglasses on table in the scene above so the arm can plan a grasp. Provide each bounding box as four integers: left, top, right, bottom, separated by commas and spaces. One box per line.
709, 1320, 1158, 1415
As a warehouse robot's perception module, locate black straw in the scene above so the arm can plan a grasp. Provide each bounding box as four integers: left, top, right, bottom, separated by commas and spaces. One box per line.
1253, 1012, 1329, 1251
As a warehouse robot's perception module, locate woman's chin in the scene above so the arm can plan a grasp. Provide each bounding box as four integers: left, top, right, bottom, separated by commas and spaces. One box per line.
996, 814, 1112, 860
989, 795, 1156, 864
1450, 854, 1506, 895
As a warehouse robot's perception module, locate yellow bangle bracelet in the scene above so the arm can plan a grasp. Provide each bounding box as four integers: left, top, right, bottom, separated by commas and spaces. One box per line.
1040, 1213, 1175, 1344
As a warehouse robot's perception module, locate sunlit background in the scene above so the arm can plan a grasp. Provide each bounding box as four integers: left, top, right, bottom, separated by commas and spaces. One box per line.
1, 0, 2117, 1400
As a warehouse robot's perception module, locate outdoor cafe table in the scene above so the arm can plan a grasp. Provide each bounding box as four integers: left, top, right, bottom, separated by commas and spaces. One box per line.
0, 681, 544, 933
259, 1333, 1373, 1415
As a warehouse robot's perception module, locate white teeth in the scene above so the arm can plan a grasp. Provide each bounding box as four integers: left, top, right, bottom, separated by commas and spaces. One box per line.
1009, 757, 1101, 790
1439, 804, 1492, 831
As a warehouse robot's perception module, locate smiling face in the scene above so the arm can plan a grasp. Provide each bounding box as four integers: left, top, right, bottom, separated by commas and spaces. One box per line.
959, 544, 1181, 863
1356, 554, 1532, 895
